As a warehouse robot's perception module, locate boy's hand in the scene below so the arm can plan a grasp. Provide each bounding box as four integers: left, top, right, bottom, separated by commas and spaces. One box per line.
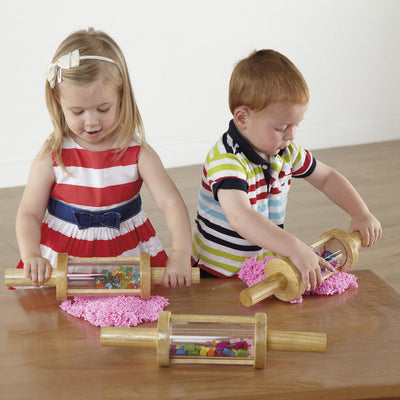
23, 255, 52, 285
348, 210, 382, 247
288, 243, 336, 291
162, 250, 192, 289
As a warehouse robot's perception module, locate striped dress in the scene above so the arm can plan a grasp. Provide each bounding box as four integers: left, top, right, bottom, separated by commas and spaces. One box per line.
38, 137, 167, 269
192, 120, 316, 277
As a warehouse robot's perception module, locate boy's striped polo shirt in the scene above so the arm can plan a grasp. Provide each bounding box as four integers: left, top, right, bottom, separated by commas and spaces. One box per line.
192, 120, 316, 277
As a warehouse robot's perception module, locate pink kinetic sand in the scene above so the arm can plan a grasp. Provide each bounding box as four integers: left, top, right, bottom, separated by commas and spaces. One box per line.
238, 256, 273, 287
60, 295, 169, 327
239, 256, 358, 303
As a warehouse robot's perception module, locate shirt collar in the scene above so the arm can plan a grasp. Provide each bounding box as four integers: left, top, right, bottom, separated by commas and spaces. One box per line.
227, 119, 273, 166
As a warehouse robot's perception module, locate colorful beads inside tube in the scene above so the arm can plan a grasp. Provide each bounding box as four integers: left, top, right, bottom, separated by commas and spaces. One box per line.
319, 251, 339, 273
170, 338, 254, 358
93, 266, 140, 289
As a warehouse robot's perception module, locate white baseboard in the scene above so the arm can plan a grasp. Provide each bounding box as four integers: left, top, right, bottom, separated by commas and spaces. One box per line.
0, 159, 32, 189
298, 117, 400, 150
156, 117, 400, 168
2, 117, 399, 189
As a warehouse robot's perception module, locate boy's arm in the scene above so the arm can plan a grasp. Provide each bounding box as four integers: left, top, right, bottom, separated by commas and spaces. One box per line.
16, 153, 55, 284
304, 161, 382, 249
218, 188, 335, 290
138, 145, 192, 289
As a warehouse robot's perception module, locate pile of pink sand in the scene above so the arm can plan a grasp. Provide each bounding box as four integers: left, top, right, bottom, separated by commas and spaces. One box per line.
239, 256, 358, 303
60, 295, 169, 327
238, 256, 273, 287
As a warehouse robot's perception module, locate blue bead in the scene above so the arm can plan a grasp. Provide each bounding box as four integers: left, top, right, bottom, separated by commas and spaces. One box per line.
222, 348, 235, 357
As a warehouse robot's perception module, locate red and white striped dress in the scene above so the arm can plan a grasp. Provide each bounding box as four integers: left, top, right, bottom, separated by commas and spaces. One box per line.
37, 137, 168, 269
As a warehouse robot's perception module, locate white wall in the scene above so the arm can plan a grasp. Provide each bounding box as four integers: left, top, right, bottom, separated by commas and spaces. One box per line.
1, 0, 399, 188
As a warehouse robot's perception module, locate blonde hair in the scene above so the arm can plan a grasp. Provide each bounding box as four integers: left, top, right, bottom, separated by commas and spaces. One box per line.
229, 49, 309, 114
43, 28, 146, 168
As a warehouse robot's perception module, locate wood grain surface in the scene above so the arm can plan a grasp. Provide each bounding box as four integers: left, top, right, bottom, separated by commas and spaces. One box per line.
1, 270, 399, 400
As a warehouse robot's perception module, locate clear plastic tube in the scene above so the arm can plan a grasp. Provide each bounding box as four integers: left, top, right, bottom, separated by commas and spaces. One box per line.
313, 238, 348, 269
66, 264, 141, 290
169, 321, 255, 360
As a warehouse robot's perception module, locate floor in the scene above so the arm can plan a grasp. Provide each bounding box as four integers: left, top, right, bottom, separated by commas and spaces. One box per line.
1, 139, 399, 291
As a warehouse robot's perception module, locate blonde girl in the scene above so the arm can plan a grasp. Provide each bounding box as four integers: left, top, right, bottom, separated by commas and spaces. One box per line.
16, 28, 192, 288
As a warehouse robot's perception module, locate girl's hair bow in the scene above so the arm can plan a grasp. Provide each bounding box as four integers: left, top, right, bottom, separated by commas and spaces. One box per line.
46, 49, 115, 88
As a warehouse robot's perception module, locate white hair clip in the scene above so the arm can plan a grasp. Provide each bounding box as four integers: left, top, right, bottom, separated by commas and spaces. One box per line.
46, 49, 116, 88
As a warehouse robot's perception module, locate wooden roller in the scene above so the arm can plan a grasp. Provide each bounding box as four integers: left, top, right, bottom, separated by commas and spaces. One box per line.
240, 228, 362, 306
100, 311, 327, 368
5, 253, 200, 301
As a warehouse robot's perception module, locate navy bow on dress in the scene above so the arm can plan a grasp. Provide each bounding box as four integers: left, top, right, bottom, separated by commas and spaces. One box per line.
73, 211, 122, 230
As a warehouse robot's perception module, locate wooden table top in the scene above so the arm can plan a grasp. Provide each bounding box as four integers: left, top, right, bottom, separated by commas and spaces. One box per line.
1, 269, 399, 400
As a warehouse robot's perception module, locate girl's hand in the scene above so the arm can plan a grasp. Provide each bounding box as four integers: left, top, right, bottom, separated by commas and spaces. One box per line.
288, 243, 336, 291
138, 146, 193, 289
348, 210, 382, 248
23, 255, 53, 285
162, 250, 192, 289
